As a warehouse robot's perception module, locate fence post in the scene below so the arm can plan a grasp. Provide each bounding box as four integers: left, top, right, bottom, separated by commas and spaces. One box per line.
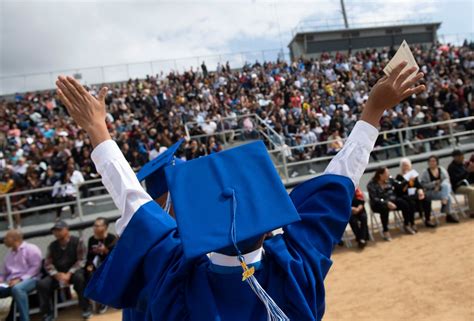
398, 130, 406, 157
23, 76, 27, 93
281, 148, 289, 184
100, 67, 105, 84
448, 122, 456, 146
49, 72, 54, 89
5, 195, 14, 229
76, 185, 84, 222
150, 61, 154, 76
221, 118, 227, 145
126, 64, 130, 80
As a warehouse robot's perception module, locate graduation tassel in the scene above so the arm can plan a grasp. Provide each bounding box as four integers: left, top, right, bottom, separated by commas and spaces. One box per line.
164, 192, 172, 214
230, 190, 290, 321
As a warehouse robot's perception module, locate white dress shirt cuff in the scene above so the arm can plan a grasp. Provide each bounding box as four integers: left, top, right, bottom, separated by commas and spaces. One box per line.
91, 139, 152, 236
324, 120, 379, 187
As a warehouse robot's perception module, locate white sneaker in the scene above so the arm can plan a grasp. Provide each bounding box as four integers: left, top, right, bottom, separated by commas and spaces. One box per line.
308, 169, 316, 175
61, 206, 69, 212
85, 201, 95, 206
383, 231, 392, 241
291, 171, 299, 178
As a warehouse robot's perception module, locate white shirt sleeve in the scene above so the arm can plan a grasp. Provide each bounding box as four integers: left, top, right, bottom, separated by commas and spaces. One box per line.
91, 140, 152, 236
324, 120, 379, 187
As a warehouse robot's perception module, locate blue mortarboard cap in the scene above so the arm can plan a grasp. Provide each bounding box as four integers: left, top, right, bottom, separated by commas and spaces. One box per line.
165, 141, 300, 259
136, 139, 184, 199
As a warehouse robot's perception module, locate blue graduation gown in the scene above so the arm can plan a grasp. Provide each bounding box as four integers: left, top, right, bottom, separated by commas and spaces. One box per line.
85, 174, 354, 321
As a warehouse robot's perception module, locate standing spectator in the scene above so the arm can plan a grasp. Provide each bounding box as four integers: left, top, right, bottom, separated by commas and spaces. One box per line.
37, 221, 91, 321
349, 187, 370, 249
396, 158, 436, 228
447, 150, 474, 217
0, 230, 42, 321
420, 155, 459, 223
85, 218, 116, 314
367, 167, 417, 241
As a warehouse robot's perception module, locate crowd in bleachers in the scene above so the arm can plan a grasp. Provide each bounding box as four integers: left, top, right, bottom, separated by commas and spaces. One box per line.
0, 38, 473, 318
0, 41, 473, 223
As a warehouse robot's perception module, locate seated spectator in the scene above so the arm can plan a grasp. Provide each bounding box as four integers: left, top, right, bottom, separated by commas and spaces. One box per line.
447, 150, 474, 217
396, 158, 437, 228
367, 167, 417, 241
289, 135, 316, 178
326, 130, 343, 155
0, 169, 15, 195
37, 221, 90, 321
292, 135, 311, 161
349, 187, 370, 249
420, 156, 459, 223
0, 230, 42, 321
206, 137, 222, 154
52, 173, 75, 219
85, 218, 116, 314
242, 117, 258, 140
469, 154, 474, 183
12, 158, 28, 177
51, 163, 84, 218
185, 140, 206, 160
0, 170, 15, 213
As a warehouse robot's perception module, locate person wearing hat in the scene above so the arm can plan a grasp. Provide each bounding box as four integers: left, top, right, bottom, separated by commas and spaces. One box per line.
448, 149, 474, 217
37, 221, 90, 321
55, 61, 425, 321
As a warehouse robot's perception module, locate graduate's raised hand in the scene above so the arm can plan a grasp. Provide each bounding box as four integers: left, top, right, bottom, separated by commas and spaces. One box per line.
362, 61, 425, 127
56, 76, 111, 147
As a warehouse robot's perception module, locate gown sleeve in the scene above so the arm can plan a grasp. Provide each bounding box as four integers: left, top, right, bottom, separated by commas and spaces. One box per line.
264, 121, 378, 320
85, 200, 183, 309
85, 139, 184, 309
285, 120, 378, 259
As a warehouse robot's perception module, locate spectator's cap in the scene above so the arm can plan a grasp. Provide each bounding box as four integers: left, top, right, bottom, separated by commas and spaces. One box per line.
164, 141, 301, 260
51, 220, 69, 231
136, 139, 184, 199
452, 149, 463, 157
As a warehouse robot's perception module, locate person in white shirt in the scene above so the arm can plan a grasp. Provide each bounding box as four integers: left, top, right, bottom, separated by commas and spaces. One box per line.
52, 163, 84, 218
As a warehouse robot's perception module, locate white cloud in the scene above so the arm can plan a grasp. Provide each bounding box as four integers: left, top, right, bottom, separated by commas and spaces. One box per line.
0, 0, 472, 92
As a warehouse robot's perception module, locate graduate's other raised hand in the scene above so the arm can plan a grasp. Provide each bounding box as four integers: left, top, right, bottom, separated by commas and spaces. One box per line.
362, 61, 425, 127
56, 76, 111, 147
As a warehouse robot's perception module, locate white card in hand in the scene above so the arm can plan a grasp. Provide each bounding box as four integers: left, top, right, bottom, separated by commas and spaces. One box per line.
383, 40, 419, 81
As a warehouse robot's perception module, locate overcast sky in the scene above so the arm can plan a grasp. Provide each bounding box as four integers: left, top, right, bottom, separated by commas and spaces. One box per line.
1, 0, 473, 78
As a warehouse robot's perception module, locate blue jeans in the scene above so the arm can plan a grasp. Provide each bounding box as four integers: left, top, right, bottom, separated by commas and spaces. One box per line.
0, 278, 37, 321
427, 182, 452, 213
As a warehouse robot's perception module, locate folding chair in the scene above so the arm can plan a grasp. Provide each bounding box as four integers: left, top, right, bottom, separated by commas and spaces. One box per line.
53, 284, 78, 319
12, 290, 40, 321
341, 228, 355, 248
451, 192, 468, 218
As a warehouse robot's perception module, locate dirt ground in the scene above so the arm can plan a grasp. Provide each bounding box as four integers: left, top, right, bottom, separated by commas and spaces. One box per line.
325, 219, 474, 321
36, 219, 474, 321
